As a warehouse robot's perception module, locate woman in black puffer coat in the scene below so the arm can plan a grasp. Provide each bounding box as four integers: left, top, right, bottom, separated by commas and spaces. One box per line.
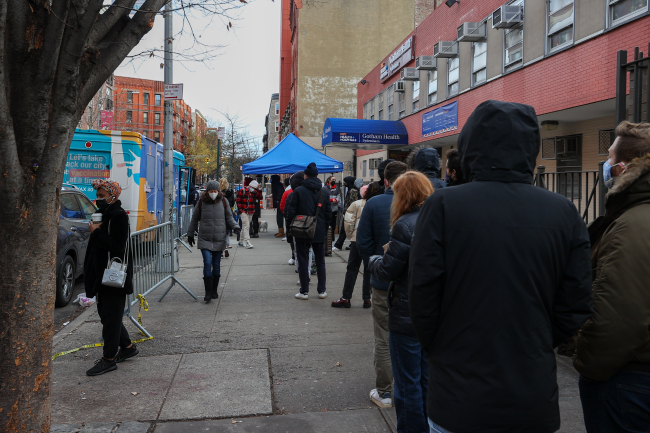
368, 171, 434, 433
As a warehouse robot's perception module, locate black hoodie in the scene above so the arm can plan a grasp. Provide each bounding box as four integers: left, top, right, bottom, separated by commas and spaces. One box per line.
406, 147, 447, 191
285, 176, 332, 243
408, 100, 593, 433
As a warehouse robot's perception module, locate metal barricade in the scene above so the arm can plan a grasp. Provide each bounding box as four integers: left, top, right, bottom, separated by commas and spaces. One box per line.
179, 205, 194, 238
126, 222, 196, 337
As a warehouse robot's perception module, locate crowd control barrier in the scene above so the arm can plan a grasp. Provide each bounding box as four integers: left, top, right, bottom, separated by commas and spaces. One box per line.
179, 205, 194, 238
126, 221, 196, 337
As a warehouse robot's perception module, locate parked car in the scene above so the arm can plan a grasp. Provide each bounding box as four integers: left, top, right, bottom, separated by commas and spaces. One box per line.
56, 185, 96, 307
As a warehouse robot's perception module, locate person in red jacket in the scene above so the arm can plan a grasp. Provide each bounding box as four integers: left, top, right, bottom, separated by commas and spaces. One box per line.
236, 178, 261, 249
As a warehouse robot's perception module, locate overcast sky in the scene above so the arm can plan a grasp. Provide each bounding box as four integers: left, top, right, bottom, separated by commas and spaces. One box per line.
116, 0, 280, 147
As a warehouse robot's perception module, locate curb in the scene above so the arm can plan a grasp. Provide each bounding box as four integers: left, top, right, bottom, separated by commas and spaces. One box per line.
52, 305, 96, 348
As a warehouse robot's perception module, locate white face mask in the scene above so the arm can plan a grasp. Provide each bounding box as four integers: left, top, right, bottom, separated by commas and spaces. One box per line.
209, 192, 218, 200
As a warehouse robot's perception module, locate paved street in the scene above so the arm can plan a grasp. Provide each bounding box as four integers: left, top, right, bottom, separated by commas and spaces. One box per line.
50, 209, 586, 432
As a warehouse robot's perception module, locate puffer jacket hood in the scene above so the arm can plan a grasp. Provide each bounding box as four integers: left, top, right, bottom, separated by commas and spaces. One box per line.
290, 172, 305, 190
458, 100, 540, 184
302, 176, 322, 192
344, 176, 356, 189
411, 148, 440, 175
271, 174, 281, 184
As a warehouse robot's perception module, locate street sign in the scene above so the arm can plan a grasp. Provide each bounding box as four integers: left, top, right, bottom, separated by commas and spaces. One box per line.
164, 84, 183, 100
217, 127, 225, 139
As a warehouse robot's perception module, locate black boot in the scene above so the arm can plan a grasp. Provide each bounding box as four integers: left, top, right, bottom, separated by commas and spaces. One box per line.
212, 275, 220, 299
203, 276, 213, 303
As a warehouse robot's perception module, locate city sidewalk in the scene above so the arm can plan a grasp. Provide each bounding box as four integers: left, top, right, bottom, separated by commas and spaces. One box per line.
51, 209, 586, 432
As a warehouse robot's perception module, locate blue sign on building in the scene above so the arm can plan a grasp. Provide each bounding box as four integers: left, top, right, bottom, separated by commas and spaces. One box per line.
422, 101, 458, 137
322, 118, 409, 146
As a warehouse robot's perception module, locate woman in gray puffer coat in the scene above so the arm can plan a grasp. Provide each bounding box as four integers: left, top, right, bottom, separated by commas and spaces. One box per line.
188, 180, 240, 303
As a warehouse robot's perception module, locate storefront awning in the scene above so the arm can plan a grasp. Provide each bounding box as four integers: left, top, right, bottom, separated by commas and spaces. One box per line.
322, 118, 408, 149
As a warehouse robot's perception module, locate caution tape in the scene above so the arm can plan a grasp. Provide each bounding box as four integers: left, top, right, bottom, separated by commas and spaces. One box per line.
136, 294, 149, 337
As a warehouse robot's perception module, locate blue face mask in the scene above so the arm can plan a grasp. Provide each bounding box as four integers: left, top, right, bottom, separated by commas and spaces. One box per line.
603, 160, 614, 189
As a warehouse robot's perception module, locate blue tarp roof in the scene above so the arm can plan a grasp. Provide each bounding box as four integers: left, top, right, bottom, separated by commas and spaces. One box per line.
242, 133, 343, 174
322, 118, 408, 147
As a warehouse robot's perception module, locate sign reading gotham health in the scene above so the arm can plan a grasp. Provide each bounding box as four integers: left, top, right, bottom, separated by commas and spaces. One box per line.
322, 118, 409, 147
380, 36, 415, 82
422, 101, 459, 137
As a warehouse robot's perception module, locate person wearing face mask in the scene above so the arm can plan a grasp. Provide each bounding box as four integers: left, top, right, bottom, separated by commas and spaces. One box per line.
574, 121, 650, 433
236, 178, 261, 249
84, 179, 137, 376
188, 180, 240, 302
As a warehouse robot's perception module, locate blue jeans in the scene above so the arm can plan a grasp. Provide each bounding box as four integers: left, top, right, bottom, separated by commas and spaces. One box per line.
580, 370, 650, 432
390, 331, 428, 433
201, 249, 222, 277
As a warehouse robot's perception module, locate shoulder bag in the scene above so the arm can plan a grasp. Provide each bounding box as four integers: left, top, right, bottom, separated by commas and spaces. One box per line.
101, 219, 130, 288
290, 189, 325, 239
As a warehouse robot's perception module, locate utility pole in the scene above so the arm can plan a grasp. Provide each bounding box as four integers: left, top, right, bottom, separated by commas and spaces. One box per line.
162, 0, 174, 223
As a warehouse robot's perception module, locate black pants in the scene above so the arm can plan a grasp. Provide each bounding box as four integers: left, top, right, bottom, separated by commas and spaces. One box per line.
287, 234, 295, 259
97, 291, 132, 359
276, 207, 284, 230
329, 212, 338, 241
296, 241, 326, 294
342, 242, 371, 300
334, 218, 347, 248
251, 215, 259, 235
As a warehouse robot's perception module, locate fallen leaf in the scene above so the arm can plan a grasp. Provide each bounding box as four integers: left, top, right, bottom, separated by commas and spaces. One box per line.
335, 361, 342, 367
131, 392, 138, 396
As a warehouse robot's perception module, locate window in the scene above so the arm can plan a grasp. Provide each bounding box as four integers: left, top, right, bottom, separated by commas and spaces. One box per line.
154, 131, 161, 142
427, 70, 438, 105
154, 113, 161, 125
388, 87, 395, 120
126, 111, 132, 123
60, 194, 83, 219
362, 160, 367, 177
448, 57, 459, 96
378, 91, 384, 120
155, 94, 162, 106
472, 41, 487, 85
77, 195, 96, 220
369, 98, 375, 120
548, 0, 574, 51
504, 0, 524, 72
275, 103, 280, 115
412, 80, 420, 112
127, 91, 133, 104
609, 0, 648, 26
275, 121, 279, 132
143, 112, 149, 124
143, 93, 150, 105
398, 91, 405, 118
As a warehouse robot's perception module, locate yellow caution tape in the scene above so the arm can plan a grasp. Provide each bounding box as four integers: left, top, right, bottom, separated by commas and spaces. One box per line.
136, 294, 149, 337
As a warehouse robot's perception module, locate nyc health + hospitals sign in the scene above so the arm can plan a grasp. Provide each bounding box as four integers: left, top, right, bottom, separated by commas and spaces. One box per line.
380, 36, 415, 83
422, 101, 458, 137
323, 127, 407, 146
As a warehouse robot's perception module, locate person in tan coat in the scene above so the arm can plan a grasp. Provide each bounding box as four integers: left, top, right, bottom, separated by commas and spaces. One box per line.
574, 121, 650, 432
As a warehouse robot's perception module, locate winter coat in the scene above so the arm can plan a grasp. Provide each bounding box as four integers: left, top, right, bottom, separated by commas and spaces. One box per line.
328, 184, 341, 214
271, 175, 284, 209
280, 187, 292, 213
410, 147, 447, 191
342, 176, 360, 214
188, 184, 200, 206
370, 206, 421, 337
285, 177, 332, 243
408, 100, 593, 433
356, 189, 394, 290
188, 192, 238, 251
343, 199, 366, 242
223, 189, 236, 208
573, 154, 650, 381
84, 200, 133, 297
236, 188, 261, 214
253, 189, 262, 218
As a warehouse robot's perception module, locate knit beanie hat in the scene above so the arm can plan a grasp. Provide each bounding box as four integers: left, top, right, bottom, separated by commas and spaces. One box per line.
305, 162, 318, 177
206, 180, 220, 191
249, 180, 259, 189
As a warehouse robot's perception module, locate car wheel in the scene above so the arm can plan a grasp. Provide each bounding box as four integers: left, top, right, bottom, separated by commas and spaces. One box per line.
56, 255, 76, 307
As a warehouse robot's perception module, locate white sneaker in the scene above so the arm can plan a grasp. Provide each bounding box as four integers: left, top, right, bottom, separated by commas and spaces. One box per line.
244, 241, 254, 249
332, 246, 339, 251
295, 292, 308, 300
318, 292, 327, 299
370, 389, 392, 408
288, 258, 295, 265
282, 237, 287, 241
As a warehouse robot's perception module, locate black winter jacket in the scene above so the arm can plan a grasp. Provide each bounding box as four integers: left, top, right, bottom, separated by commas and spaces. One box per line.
271, 175, 284, 208
83, 200, 134, 297
408, 100, 593, 433
223, 189, 235, 208
356, 189, 394, 290
285, 177, 332, 243
413, 148, 447, 191
370, 206, 421, 337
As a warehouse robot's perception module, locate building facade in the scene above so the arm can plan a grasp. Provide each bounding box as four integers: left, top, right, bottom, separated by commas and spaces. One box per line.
78, 75, 115, 130
263, 93, 280, 153
193, 109, 208, 138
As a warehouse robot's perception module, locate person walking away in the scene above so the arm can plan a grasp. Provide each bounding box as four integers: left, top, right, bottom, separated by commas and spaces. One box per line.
251, 182, 262, 239
84, 179, 137, 376
236, 178, 260, 249
331, 183, 381, 309
368, 171, 433, 433
281, 173, 302, 265
374, 159, 395, 193
444, 149, 464, 186
187, 180, 239, 302
333, 177, 361, 250
357, 161, 408, 408
220, 178, 234, 256
271, 175, 285, 238
573, 121, 650, 433
408, 100, 593, 433
285, 163, 331, 300
326, 176, 341, 250
405, 147, 446, 191
188, 183, 200, 207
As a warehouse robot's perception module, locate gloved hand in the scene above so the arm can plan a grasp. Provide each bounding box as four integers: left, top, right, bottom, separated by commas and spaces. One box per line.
187, 236, 195, 247
234, 228, 241, 236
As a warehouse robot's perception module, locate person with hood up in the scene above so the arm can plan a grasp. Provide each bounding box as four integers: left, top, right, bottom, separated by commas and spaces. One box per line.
333, 176, 363, 250
188, 183, 200, 207
285, 163, 332, 300
573, 121, 650, 433
188, 180, 240, 303
236, 178, 261, 248
444, 149, 464, 186
405, 147, 446, 191
271, 174, 286, 238
408, 100, 593, 433
84, 179, 137, 376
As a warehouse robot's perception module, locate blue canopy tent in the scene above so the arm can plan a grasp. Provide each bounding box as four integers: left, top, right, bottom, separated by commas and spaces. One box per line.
242, 133, 343, 174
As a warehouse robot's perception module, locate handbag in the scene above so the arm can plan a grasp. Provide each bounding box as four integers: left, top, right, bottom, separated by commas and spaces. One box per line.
290, 189, 325, 239
101, 220, 130, 288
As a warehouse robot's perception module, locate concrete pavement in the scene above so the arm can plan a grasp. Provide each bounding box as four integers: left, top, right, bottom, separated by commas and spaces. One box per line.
51, 209, 586, 432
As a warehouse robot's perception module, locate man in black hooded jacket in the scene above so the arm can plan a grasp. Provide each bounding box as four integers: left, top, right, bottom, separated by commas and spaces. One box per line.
408, 100, 593, 433
405, 147, 446, 191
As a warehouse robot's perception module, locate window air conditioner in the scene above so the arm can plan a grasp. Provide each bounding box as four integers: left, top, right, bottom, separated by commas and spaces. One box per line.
416, 56, 437, 70
457, 22, 486, 42
400, 68, 419, 81
492, 5, 523, 29
433, 41, 458, 58
393, 80, 406, 92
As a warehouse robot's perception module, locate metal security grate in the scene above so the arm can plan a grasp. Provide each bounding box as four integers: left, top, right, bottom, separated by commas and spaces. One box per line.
541, 138, 556, 160
599, 129, 615, 155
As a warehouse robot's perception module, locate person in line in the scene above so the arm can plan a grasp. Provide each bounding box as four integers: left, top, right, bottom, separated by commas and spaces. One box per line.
405, 147, 446, 191
187, 180, 239, 303
369, 171, 433, 433
251, 181, 262, 239
286, 163, 331, 300
408, 100, 593, 433
188, 183, 200, 207
271, 175, 285, 238
357, 161, 408, 408
573, 121, 650, 433
220, 178, 234, 257
84, 179, 137, 376
333, 177, 363, 251
326, 176, 341, 249
374, 159, 395, 192
281, 173, 301, 265
444, 149, 463, 186
331, 183, 381, 309
236, 178, 261, 249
